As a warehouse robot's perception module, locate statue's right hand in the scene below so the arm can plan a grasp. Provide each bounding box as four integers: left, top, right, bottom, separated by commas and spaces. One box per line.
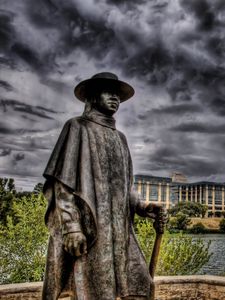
63, 232, 87, 257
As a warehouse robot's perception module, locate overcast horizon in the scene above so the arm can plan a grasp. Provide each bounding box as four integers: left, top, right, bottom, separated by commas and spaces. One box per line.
1, 0, 225, 191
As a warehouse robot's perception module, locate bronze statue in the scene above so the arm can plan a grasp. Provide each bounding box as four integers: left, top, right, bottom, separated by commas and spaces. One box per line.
42, 72, 166, 300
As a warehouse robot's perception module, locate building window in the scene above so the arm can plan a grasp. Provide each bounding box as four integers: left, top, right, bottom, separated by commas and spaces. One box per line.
215, 187, 222, 206
208, 186, 212, 205
170, 185, 179, 204
150, 184, 158, 201
161, 185, 166, 202
142, 183, 146, 199
215, 206, 222, 210
181, 186, 186, 202
202, 187, 207, 204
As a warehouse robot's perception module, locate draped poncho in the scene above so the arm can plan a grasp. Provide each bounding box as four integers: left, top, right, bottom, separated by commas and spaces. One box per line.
42, 110, 151, 300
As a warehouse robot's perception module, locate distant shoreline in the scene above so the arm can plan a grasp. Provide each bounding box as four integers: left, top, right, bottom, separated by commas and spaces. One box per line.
190, 217, 222, 230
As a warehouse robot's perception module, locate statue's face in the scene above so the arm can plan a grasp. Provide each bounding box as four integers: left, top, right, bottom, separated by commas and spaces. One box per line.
95, 90, 120, 116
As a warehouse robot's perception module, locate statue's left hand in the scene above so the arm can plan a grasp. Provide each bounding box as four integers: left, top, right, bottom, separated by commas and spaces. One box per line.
145, 203, 167, 233
63, 232, 87, 257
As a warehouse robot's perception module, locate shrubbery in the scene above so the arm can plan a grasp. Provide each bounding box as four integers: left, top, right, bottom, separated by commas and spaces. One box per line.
219, 218, 225, 233
135, 217, 211, 276
189, 222, 206, 234
0, 180, 48, 284
168, 212, 191, 232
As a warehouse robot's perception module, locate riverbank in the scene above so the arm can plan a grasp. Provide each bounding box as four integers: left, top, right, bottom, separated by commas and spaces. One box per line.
190, 217, 222, 230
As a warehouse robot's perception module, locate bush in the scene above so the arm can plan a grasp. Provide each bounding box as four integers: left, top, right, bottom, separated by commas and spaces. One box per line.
219, 218, 225, 233
135, 216, 212, 276
189, 222, 206, 234
0, 193, 48, 284
168, 212, 191, 231
157, 233, 211, 275
135, 217, 155, 260
0, 178, 16, 227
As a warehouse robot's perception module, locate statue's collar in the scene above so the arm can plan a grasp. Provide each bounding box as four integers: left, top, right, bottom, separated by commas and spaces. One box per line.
82, 109, 116, 130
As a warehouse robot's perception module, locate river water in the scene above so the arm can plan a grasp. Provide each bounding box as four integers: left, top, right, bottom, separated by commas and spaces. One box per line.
191, 234, 225, 276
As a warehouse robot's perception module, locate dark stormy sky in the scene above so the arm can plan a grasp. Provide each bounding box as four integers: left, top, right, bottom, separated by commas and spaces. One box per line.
1, 0, 225, 190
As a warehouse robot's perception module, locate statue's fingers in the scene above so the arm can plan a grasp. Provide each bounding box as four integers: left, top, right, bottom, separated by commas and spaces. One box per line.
79, 243, 84, 254
159, 222, 164, 229
75, 243, 82, 257
146, 212, 156, 219
159, 212, 167, 222
159, 210, 165, 218
80, 240, 87, 254
161, 216, 168, 225
64, 244, 69, 253
67, 239, 78, 257
67, 239, 75, 256
63, 237, 70, 253
164, 211, 168, 217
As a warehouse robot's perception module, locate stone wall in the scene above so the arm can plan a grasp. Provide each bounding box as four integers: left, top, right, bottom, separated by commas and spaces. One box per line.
155, 275, 225, 300
0, 282, 42, 300
1, 275, 225, 300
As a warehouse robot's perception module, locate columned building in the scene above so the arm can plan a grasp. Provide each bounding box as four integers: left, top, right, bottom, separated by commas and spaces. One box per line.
134, 174, 177, 210
179, 182, 225, 217
134, 173, 225, 216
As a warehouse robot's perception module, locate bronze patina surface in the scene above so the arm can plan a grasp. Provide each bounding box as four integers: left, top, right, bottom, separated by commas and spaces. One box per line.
42, 73, 165, 300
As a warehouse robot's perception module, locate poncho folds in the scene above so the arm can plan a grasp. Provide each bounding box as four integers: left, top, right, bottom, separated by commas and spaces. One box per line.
42, 110, 151, 300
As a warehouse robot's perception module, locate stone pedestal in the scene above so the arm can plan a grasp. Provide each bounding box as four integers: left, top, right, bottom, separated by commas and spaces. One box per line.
1, 276, 225, 300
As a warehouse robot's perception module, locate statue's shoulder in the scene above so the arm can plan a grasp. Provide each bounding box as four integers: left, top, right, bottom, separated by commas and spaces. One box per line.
63, 116, 86, 128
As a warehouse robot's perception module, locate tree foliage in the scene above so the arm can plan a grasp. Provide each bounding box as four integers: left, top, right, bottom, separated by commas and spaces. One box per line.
0, 178, 16, 226
168, 212, 191, 231
135, 217, 212, 276
0, 177, 16, 194
168, 201, 208, 218
189, 222, 206, 234
219, 218, 225, 233
0, 193, 48, 284
33, 182, 44, 195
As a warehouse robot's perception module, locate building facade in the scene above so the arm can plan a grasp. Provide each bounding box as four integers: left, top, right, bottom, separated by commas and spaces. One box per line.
134, 174, 225, 216
178, 182, 225, 217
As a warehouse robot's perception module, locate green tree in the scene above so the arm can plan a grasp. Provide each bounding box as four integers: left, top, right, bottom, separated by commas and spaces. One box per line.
7, 178, 16, 194
200, 204, 208, 218
0, 193, 48, 284
219, 218, 225, 233
168, 212, 191, 231
190, 222, 206, 234
135, 217, 155, 260
135, 217, 211, 276
168, 202, 208, 218
0, 177, 15, 194
0, 178, 16, 226
33, 182, 44, 195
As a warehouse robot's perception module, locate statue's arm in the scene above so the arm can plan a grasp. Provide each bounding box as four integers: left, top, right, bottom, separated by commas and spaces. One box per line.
130, 189, 149, 217
55, 180, 87, 256
130, 189, 167, 231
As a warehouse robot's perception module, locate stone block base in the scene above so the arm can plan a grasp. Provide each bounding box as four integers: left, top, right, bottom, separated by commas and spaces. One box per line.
1, 275, 225, 300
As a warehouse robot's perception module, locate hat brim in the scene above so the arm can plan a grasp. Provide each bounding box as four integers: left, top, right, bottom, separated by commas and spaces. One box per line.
74, 78, 135, 103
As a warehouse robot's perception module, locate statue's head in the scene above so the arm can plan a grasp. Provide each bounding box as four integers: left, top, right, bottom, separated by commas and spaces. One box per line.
74, 72, 135, 116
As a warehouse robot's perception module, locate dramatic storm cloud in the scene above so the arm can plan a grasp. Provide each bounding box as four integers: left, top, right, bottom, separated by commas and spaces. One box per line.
1, 0, 225, 189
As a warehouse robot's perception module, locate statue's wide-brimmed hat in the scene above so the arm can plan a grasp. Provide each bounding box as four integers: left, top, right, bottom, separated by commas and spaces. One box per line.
74, 72, 135, 103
